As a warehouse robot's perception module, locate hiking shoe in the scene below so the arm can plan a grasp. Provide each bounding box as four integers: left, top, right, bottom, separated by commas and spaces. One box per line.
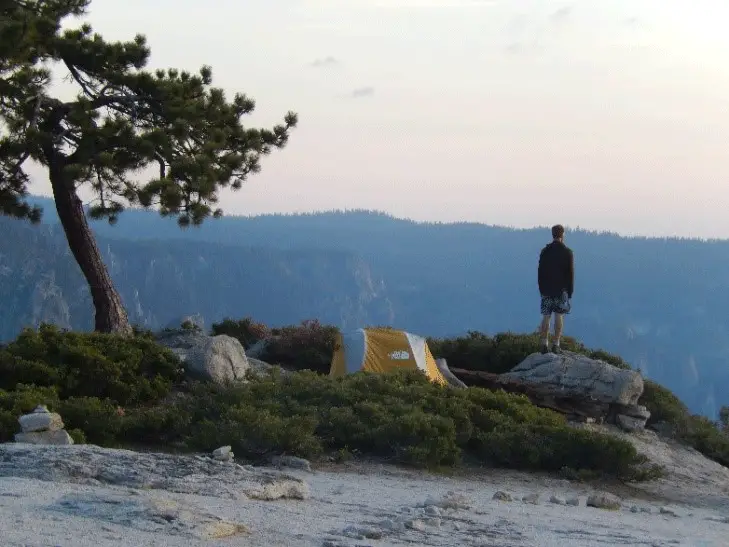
540, 344, 549, 354
551, 345, 562, 354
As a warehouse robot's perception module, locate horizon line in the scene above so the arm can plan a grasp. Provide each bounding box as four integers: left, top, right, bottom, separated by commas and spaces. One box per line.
21, 193, 729, 244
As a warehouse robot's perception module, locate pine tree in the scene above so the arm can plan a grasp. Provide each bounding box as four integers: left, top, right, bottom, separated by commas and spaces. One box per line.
0, 0, 297, 334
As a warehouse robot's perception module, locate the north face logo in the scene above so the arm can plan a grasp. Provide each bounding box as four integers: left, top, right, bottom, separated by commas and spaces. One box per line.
388, 350, 410, 360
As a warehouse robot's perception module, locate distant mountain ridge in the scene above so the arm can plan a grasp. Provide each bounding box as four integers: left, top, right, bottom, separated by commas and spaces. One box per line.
0, 212, 394, 340
3, 195, 729, 418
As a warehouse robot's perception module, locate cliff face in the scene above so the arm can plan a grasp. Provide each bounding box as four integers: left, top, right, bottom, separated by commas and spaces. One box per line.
0, 217, 394, 341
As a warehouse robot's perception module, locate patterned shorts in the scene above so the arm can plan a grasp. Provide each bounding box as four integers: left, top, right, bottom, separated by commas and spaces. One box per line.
541, 291, 571, 315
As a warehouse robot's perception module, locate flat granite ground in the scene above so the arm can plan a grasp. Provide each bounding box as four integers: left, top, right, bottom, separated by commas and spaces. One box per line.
0, 426, 727, 547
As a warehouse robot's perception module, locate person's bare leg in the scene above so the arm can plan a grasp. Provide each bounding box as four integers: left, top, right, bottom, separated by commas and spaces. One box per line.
553, 313, 564, 348
539, 314, 551, 349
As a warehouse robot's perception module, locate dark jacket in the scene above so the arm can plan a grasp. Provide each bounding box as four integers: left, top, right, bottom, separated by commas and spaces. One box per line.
538, 241, 574, 298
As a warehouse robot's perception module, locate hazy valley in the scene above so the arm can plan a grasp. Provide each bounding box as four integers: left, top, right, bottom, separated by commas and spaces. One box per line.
2, 196, 729, 417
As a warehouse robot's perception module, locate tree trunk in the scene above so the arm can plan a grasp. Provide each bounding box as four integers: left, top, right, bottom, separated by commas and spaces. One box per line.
50, 167, 132, 335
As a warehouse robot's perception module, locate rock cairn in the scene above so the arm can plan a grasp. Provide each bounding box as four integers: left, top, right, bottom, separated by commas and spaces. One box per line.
15, 405, 74, 445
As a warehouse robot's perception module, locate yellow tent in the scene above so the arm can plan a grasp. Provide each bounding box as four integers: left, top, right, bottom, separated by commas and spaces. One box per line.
329, 327, 447, 385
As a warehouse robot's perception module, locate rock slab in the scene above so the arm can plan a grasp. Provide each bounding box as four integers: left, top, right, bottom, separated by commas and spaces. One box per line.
0, 443, 311, 503
15, 429, 74, 445
614, 404, 651, 432
53, 491, 249, 540
452, 351, 650, 429
502, 351, 644, 406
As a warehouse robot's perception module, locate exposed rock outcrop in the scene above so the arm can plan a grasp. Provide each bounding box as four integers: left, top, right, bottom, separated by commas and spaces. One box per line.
0, 443, 310, 503
502, 351, 644, 406
156, 330, 249, 384
613, 405, 651, 432
451, 351, 650, 431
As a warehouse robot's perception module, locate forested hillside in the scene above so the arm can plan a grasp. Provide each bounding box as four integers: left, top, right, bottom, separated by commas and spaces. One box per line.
0, 213, 394, 340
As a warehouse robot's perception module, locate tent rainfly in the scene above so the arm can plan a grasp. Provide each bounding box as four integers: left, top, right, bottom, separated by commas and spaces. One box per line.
329, 327, 447, 385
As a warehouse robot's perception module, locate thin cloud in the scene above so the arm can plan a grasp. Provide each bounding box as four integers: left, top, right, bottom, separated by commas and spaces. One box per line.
504, 40, 542, 55
504, 42, 525, 54
349, 0, 498, 7
351, 86, 375, 98
311, 56, 340, 68
506, 13, 529, 34
504, 5, 573, 56
550, 5, 573, 23
622, 16, 643, 27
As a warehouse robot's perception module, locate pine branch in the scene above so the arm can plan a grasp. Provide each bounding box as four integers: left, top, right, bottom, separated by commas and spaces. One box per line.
63, 58, 95, 98
3, 93, 43, 179
154, 151, 166, 178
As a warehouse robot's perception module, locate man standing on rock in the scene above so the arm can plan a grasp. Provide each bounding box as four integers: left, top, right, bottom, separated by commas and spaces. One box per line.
537, 224, 574, 354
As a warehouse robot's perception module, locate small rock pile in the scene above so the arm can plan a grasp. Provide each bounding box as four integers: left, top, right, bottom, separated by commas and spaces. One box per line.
15, 405, 74, 445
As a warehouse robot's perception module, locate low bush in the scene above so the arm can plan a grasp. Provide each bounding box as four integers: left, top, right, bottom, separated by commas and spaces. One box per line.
210, 317, 270, 349
261, 320, 340, 373
0, 324, 183, 446
0, 324, 183, 406
136, 369, 648, 479
211, 318, 339, 373
639, 380, 729, 467
638, 380, 689, 428
677, 415, 729, 468
0, 326, 658, 481
427, 331, 630, 374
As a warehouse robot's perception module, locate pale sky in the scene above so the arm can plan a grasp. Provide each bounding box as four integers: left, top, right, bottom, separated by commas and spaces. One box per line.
27, 0, 729, 238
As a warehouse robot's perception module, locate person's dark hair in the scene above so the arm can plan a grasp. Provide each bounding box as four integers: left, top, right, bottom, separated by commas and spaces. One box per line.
551, 224, 565, 240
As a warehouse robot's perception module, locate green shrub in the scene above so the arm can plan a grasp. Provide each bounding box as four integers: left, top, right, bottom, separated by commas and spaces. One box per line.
473, 423, 646, 477
0, 393, 190, 449
0, 326, 653, 481
120, 403, 192, 448
639, 380, 729, 468
261, 319, 340, 373
56, 396, 125, 446
211, 318, 339, 373
638, 380, 688, 427
67, 428, 87, 444
211, 317, 270, 348
427, 331, 630, 374
180, 320, 202, 332
678, 415, 729, 468
0, 324, 184, 405
584, 348, 631, 369
148, 369, 649, 479
427, 331, 729, 472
